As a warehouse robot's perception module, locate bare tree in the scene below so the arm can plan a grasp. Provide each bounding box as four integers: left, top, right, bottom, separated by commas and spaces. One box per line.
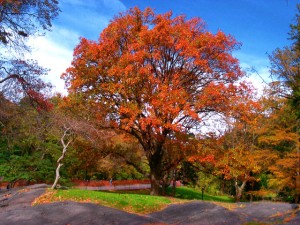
52, 125, 74, 189
0, 0, 59, 104
50, 103, 116, 189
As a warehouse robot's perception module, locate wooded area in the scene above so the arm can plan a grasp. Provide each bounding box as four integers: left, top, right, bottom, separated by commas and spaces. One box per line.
0, 2, 299, 201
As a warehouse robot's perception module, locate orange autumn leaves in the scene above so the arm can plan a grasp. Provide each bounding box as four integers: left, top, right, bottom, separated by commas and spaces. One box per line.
62, 7, 244, 137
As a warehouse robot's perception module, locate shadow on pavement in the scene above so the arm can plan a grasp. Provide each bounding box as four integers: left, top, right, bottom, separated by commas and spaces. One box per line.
1, 184, 300, 225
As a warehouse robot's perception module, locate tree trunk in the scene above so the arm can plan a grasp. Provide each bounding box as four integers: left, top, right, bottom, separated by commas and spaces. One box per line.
51, 127, 73, 189
149, 166, 162, 195
235, 179, 247, 202
172, 169, 177, 197
161, 174, 168, 196
52, 163, 63, 189
148, 150, 163, 195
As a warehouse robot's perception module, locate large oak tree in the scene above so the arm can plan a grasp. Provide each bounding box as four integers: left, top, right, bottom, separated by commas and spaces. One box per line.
63, 7, 245, 195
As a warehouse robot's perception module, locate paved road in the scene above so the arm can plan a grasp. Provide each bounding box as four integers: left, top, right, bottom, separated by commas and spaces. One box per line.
1, 185, 300, 224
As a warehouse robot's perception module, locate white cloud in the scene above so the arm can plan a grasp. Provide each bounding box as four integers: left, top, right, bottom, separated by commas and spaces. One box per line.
24, 0, 128, 95
47, 27, 81, 49
61, 0, 85, 6
102, 0, 126, 12
234, 51, 271, 94
57, 0, 127, 40
26, 29, 79, 94
61, 0, 126, 11
245, 67, 269, 95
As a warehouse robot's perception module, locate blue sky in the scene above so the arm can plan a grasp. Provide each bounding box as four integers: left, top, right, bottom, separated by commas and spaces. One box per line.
28, 0, 300, 93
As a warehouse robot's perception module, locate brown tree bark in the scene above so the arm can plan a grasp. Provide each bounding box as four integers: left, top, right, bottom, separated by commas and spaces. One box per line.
235, 178, 247, 202
148, 149, 164, 195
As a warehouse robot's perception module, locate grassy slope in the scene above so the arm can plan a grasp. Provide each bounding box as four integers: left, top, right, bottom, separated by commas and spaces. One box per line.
169, 186, 234, 203
33, 187, 234, 214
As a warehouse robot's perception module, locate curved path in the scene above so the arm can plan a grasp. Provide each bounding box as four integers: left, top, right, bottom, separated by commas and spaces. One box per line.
1, 185, 300, 225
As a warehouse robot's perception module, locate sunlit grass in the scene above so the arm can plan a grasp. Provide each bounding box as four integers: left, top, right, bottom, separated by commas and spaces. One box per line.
33, 188, 178, 214
33, 186, 234, 214
167, 186, 235, 203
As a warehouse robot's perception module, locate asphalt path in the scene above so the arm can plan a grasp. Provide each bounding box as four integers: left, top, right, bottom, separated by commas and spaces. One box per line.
1, 184, 300, 225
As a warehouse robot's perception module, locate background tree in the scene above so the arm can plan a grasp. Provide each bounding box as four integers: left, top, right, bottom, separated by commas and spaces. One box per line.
0, 93, 118, 187
0, 59, 53, 109
0, 0, 59, 106
0, 96, 59, 186
0, 0, 59, 51
269, 4, 300, 117
268, 3, 300, 201
257, 90, 300, 201
156, 132, 198, 195
49, 95, 105, 188
71, 133, 148, 181
0, 1, 60, 186
63, 7, 245, 195
105, 134, 148, 180
197, 86, 265, 201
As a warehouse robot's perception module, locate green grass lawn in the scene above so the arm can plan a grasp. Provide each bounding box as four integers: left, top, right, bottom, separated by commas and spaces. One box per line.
169, 186, 235, 203
34, 188, 177, 214
115, 186, 234, 202
33, 186, 234, 214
